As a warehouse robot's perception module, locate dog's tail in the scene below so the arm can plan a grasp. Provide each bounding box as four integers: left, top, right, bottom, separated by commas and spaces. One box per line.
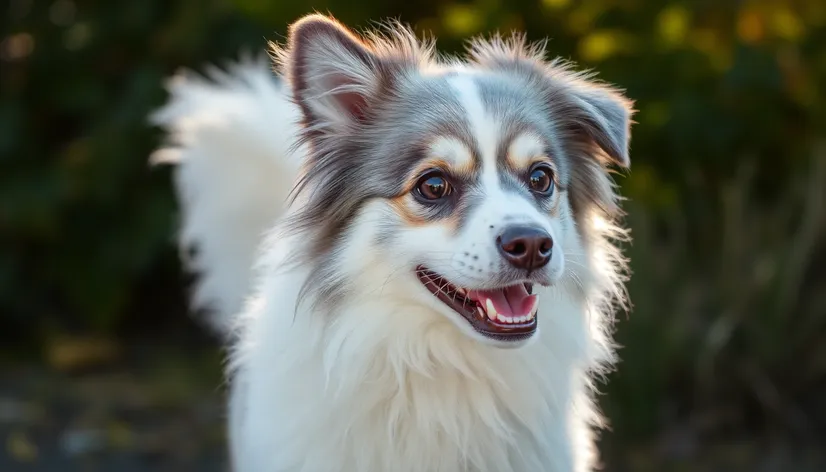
149, 57, 303, 338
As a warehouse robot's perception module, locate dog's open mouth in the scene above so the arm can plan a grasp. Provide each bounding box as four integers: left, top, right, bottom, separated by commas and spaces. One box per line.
416, 265, 538, 341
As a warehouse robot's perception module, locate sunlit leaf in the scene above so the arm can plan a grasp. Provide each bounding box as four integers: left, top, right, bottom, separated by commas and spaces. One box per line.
567, 3, 602, 35
690, 28, 732, 72
442, 4, 483, 37
770, 5, 805, 41
542, 0, 570, 10
578, 30, 634, 63
46, 335, 121, 371
737, 9, 764, 44
657, 5, 691, 46
6, 431, 37, 463
0, 33, 35, 61
64, 22, 92, 51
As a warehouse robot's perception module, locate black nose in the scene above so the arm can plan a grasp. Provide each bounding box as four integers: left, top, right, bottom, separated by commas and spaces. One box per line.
497, 225, 553, 271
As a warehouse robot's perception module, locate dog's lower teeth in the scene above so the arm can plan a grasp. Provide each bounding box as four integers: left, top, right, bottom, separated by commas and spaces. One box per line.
485, 299, 497, 321
417, 266, 539, 330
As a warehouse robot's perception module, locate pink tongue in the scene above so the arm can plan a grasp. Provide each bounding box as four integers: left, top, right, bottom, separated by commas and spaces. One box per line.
467, 284, 536, 317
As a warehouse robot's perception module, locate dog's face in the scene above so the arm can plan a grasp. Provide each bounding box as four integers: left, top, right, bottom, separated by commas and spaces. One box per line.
280, 16, 632, 347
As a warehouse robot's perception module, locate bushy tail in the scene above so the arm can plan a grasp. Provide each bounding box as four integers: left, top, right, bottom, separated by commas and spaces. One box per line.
150, 57, 303, 337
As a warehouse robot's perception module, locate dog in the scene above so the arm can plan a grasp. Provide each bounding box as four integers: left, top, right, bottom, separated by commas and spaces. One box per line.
151, 13, 633, 472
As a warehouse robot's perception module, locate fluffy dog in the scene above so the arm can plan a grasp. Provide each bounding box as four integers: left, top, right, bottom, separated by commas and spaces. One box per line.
151, 13, 633, 472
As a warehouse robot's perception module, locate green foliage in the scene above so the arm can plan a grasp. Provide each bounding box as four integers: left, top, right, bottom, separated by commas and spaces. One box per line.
2, 0, 825, 444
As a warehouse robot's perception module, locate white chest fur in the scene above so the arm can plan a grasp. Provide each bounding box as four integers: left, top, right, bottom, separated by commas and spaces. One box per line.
227, 247, 602, 472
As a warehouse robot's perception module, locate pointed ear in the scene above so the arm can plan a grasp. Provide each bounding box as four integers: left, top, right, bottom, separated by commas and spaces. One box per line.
285, 14, 381, 129
567, 83, 634, 168
464, 36, 633, 168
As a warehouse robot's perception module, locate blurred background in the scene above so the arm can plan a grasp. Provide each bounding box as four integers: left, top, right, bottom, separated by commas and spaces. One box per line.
2, 0, 825, 470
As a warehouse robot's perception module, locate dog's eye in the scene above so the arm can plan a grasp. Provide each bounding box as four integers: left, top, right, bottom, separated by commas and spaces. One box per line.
528, 165, 554, 195
415, 171, 452, 201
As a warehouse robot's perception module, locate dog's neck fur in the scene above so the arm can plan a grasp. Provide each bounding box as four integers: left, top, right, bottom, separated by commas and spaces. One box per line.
229, 208, 613, 472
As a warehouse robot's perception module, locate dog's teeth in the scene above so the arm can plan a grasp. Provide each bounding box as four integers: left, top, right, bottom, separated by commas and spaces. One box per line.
476, 306, 486, 319
517, 315, 526, 323
457, 288, 467, 297
485, 299, 497, 321
497, 314, 510, 324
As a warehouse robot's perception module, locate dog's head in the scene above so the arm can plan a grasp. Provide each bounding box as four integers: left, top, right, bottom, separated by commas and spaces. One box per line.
278, 15, 632, 348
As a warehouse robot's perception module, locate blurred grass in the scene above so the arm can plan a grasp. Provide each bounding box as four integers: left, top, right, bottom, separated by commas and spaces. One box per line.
2, 0, 825, 469
608, 146, 826, 439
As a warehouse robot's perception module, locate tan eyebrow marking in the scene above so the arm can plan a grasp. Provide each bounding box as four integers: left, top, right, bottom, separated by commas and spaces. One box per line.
391, 137, 482, 230
399, 137, 479, 195
505, 132, 547, 170
427, 136, 476, 175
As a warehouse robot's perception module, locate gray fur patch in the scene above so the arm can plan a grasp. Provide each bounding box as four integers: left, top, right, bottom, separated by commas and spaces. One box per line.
274, 16, 633, 312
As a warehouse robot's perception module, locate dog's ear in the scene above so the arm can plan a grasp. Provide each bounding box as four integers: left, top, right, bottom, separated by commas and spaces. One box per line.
566, 83, 633, 168
285, 14, 381, 129
466, 37, 633, 168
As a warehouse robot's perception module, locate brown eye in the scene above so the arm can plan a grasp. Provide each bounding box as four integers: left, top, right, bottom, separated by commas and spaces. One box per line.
528, 165, 554, 195
416, 172, 452, 200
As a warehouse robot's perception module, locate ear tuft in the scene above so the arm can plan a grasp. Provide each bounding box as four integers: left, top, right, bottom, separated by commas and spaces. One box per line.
283, 14, 379, 127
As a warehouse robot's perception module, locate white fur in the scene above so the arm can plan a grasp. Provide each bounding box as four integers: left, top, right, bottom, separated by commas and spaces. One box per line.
437, 75, 566, 293
155, 60, 619, 471
150, 59, 305, 335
